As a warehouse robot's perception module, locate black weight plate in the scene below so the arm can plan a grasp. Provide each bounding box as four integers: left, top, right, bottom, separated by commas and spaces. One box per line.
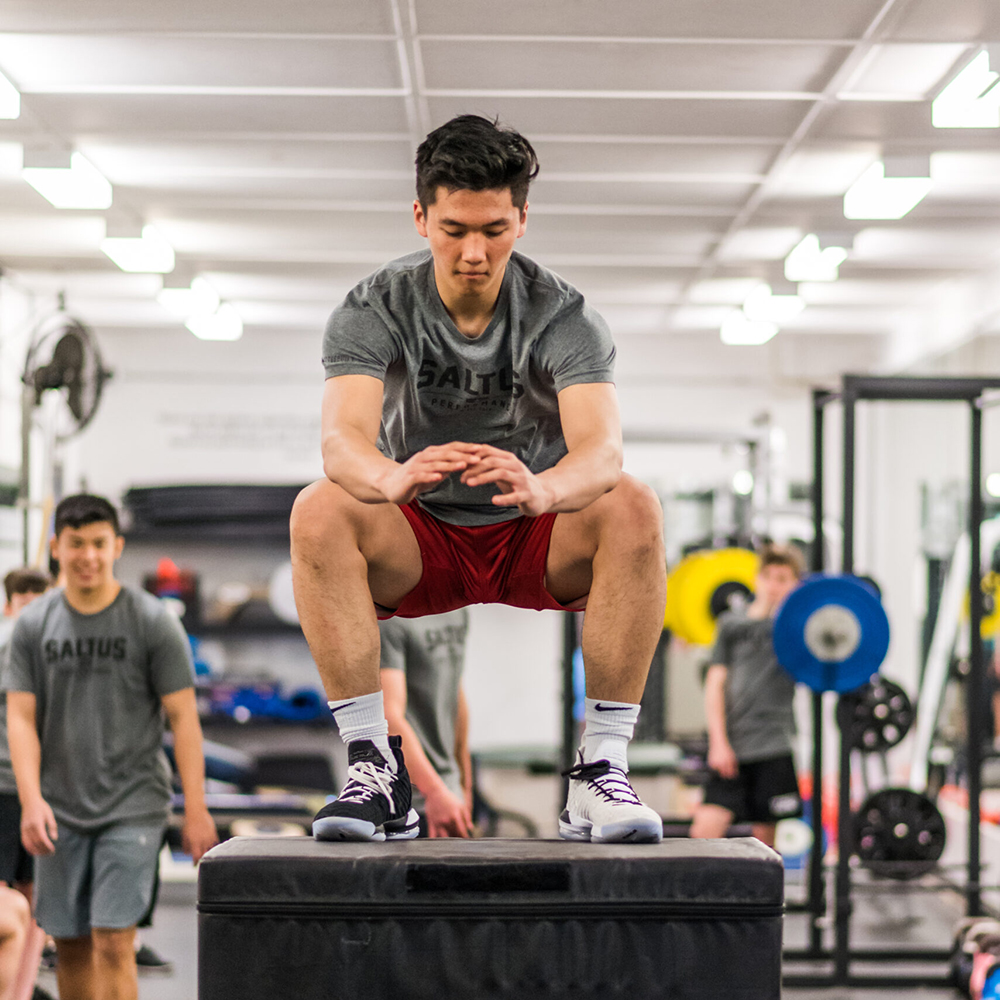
709, 580, 753, 619
837, 676, 914, 753
852, 788, 946, 880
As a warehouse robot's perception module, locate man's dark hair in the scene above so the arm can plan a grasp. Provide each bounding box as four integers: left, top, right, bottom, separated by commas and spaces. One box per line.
4, 567, 49, 603
416, 115, 540, 211
759, 543, 806, 579
54, 493, 121, 538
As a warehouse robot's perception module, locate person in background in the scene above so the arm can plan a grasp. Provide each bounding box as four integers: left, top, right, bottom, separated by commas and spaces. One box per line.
689, 544, 805, 848
379, 610, 473, 838
3, 494, 217, 1000
0, 568, 52, 1000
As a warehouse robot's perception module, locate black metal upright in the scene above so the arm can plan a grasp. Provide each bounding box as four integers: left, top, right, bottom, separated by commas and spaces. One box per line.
808, 390, 829, 955
835, 384, 857, 984
968, 400, 985, 916
561, 611, 579, 791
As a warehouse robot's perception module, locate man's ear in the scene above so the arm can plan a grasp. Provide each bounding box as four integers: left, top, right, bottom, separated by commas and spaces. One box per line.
414, 199, 429, 238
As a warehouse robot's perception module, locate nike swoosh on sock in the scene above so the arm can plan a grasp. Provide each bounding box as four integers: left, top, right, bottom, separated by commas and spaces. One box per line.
594, 703, 632, 712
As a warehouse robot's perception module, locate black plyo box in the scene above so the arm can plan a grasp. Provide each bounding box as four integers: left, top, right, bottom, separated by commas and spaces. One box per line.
198, 837, 784, 1000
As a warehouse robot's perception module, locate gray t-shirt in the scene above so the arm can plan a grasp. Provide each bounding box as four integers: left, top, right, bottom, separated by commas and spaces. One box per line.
0, 619, 16, 794
323, 249, 616, 525
710, 612, 797, 763
379, 609, 469, 799
1, 586, 195, 830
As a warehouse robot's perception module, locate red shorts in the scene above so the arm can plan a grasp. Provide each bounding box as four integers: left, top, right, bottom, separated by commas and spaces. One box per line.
377, 501, 586, 619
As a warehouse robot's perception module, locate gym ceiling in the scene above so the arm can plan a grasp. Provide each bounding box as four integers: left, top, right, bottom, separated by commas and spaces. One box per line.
1, 0, 999, 385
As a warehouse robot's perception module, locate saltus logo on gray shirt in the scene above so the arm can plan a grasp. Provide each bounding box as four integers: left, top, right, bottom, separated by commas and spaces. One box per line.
44, 637, 127, 664
417, 357, 524, 408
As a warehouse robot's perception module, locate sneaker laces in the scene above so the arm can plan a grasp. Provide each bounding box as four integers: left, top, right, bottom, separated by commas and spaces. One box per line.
562, 759, 643, 806
338, 760, 395, 807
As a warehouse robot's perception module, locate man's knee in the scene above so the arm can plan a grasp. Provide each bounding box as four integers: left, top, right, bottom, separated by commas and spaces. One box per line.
291, 480, 357, 555
0, 886, 29, 934
604, 475, 664, 548
91, 927, 135, 966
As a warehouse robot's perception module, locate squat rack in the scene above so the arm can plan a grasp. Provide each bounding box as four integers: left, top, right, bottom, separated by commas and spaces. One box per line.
786, 374, 1000, 989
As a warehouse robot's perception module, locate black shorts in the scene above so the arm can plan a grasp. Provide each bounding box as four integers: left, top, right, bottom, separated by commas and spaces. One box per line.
0, 792, 33, 886
702, 753, 803, 824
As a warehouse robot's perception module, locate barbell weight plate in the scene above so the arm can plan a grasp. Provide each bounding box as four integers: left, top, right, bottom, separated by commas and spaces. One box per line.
837, 676, 914, 753
669, 547, 759, 646
773, 574, 890, 693
664, 553, 699, 633
852, 787, 946, 880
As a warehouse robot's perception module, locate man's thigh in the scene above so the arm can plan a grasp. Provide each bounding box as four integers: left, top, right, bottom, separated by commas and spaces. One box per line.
0, 792, 32, 887
33, 824, 94, 939
90, 821, 165, 932
292, 478, 423, 609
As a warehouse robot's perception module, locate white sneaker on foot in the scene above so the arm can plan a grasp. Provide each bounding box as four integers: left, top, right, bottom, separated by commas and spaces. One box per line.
559, 752, 663, 844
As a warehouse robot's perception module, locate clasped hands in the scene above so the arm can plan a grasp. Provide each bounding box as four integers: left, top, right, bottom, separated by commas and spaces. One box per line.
378, 442, 553, 516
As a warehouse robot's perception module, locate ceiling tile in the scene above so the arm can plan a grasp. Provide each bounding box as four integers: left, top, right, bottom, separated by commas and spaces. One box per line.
21, 94, 412, 136
0, 34, 402, 91
421, 40, 843, 94
0, 0, 394, 33
414, 0, 882, 40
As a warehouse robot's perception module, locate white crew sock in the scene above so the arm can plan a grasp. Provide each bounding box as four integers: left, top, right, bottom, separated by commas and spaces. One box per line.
328, 692, 395, 771
581, 697, 641, 772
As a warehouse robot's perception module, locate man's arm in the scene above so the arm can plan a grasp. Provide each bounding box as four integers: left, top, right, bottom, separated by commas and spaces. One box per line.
381, 668, 472, 838
704, 665, 738, 779
321, 375, 480, 505
455, 685, 474, 814
462, 382, 622, 516
161, 688, 218, 863
6, 692, 57, 856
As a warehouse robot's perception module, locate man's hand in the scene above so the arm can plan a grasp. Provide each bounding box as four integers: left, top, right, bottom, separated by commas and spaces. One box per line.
708, 740, 739, 780
460, 445, 555, 516
377, 443, 482, 505
424, 786, 474, 839
21, 798, 58, 856
182, 805, 219, 863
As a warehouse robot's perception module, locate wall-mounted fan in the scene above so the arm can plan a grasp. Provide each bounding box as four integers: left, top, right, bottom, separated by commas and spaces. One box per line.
19, 309, 113, 563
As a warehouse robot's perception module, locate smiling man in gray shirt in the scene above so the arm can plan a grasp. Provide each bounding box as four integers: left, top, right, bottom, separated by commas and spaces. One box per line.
4, 494, 217, 1000
292, 114, 667, 847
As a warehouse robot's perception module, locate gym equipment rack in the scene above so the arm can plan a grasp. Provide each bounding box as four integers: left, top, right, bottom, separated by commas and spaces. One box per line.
785, 374, 1000, 989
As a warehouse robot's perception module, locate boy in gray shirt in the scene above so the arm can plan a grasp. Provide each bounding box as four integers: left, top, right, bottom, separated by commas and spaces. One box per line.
380, 609, 473, 838
690, 544, 805, 848
294, 115, 667, 847
3, 494, 217, 1000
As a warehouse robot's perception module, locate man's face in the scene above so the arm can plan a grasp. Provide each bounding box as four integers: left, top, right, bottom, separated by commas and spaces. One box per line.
756, 563, 800, 610
414, 186, 527, 302
4, 590, 44, 619
51, 521, 123, 593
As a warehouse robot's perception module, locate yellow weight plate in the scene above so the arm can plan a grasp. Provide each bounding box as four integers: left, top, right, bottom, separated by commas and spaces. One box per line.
664, 554, 699, 632
965, 571, 1000, 638
673, 548, 759, 646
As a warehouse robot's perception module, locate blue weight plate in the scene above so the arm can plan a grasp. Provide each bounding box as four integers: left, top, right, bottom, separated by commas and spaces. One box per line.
773, 574, 890, 693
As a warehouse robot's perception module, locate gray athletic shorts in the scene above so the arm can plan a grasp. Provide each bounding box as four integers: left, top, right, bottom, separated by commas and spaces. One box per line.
33, 819, 165, 939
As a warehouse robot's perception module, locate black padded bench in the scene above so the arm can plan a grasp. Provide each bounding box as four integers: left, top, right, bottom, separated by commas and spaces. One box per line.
198, 837, 783, 999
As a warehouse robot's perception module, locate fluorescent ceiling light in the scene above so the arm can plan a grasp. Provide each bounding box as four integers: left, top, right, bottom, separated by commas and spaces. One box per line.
720, 311, 778, 346
186, 303, 243, 342
157, 276, 220, 318
22, 152, 113, 209
732, 470, 754, 496
933, 51, 1000, 128
743, 282, 805, 323
784, 234, 849, 282
843, 160, 932, 220
0, 68, 19, 118
101, 224, 175, 273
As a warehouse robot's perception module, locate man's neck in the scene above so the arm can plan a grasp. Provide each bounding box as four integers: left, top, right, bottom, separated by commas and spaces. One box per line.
435, 267, 505, 338
64, 580, 121, 615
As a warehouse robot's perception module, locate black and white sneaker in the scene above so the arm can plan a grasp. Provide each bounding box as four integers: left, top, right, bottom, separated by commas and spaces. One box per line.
312, 736, 419, 842
559, 752, 663, 844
